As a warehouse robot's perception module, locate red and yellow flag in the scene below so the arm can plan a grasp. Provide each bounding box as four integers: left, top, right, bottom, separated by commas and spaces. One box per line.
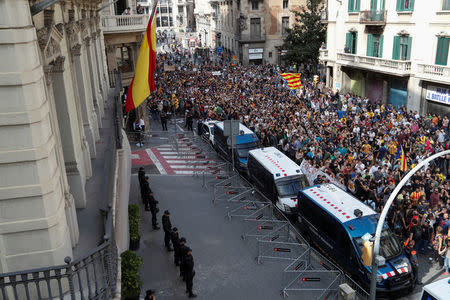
399, 145, 408, 172
125, 2, 158, 112
279, 73, 302, 90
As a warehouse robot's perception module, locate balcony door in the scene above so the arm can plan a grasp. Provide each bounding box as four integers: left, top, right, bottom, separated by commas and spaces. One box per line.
370, 0, 385, 11
250, 18, 261, 40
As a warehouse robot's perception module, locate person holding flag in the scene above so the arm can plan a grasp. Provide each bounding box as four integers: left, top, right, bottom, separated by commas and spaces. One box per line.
396, 143, 408, 172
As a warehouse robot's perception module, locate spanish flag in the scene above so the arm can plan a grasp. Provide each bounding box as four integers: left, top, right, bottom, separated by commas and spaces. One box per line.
279, 73, 302, 90
125, 1, 158, 112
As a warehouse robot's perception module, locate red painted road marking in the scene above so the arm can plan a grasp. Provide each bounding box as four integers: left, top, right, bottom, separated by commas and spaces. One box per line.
131, 150, 154, 166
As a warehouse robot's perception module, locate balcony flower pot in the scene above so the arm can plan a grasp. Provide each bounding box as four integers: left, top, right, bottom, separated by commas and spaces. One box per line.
128, 204, 141, 250
129, 236, 140, 251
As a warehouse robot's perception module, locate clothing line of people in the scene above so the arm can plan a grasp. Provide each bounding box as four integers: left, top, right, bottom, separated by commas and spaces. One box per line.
138, 167, 197, 298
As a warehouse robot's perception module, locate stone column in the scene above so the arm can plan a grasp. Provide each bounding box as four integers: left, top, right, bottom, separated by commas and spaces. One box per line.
43, 66, 80, 247
93, 30, 108, 105
85, 36, 104, 127
72, 43, 98, 158
0, 0, 73, 273
50, 56, 87, 208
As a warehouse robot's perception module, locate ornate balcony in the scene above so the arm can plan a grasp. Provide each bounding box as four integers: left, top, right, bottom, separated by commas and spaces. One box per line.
319, 49, 328, 61
416, 64, 450, 85
238, 33, 266, 43
101, 15, 149, 34
337, 53, 411, 76
359, 10, 386, 26
320, 10, 328, 23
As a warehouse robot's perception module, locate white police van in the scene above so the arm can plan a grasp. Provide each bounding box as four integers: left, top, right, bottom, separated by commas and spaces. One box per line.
247, 147, 309, 215
420, 277, 450, 300
297, 184, 413, 296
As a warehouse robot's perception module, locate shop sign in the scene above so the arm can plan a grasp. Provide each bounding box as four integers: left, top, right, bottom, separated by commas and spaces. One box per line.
249, 48, 264, 54
249, 53, 263, 60
426, 85, 450, 105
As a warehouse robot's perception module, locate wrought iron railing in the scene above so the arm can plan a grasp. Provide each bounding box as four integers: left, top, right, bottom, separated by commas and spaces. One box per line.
0, 71, 124, 300
359, 10, 386, 24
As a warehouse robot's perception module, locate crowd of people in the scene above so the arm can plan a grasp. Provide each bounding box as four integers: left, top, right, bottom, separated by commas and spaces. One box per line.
144, 50, 449, 283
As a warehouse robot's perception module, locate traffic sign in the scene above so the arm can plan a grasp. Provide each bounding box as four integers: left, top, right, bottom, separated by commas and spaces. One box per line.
217, 46, 223, 53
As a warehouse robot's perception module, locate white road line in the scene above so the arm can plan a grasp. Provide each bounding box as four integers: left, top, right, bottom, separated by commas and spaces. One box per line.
131, 154, 140, 159
174, 170, 195, 175
170, 165, 209, 169
166, 160, 210, 164
156, 147, 191, 151
176, 124, 184, 132
159, 151, 195, 155
145, 149, 167, 175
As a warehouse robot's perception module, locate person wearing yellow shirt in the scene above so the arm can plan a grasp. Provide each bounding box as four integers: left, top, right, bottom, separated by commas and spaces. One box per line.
361, 142, 372, 155
410, 188, 423, 206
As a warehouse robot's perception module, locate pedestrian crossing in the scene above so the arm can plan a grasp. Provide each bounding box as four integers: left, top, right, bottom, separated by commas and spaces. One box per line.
132, 142, 220, 175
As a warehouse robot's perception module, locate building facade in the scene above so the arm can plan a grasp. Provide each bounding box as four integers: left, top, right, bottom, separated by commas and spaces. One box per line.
321, 0, 450, 116
0, 0, 109, 273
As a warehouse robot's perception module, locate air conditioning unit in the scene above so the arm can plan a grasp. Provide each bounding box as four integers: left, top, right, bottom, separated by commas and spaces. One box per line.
338, 284, 355, 300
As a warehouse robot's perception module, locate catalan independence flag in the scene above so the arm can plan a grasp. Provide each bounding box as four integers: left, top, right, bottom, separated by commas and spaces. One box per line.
279, 73, 302, 90
396, 145, 408, 172
125, 1, 158, 112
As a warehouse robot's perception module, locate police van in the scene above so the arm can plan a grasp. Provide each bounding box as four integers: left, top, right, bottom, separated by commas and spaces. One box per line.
297, 184, 413, 295
213, 122, 259, 171
247, 147, 309, 215
420, 277, 450, 300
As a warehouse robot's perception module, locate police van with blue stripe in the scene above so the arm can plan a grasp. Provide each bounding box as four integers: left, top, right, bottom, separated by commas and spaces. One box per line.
247, 147, 308, 216
297, 184, 413, 295
213, 122, 259, 171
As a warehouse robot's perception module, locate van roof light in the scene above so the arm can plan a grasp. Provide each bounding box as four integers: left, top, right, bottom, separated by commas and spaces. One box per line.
296, 170, 300, 173
276, 173, 280, 177
354, 209, 363, 218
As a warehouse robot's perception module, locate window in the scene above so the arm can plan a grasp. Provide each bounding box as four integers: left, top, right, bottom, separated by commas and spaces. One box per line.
178, 6, 183, 13
366, 34, 383, 58
269, 51, 272, 58
251, 1, 259, 10
345, 32, 358, 54
392, 35, 412, 60
443, 0, 450, 10
281, 17, 289, 36
161, 16, 168, 27
396, 0, 414, 11
156, 17, 161, 27
160, 7, 168, 14
250, 18, 261, 39
116, 46, 132, 72
435, 37, 450, 66
283, 0, 289, 9
348, 0, 360, 12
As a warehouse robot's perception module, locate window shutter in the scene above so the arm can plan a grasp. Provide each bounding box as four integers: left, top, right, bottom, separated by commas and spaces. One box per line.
346, 32, 352, 51
396, 0, 402, 11
444, 0, 450, 10
379, 35, 384, 58
392, 36, 400, 60
356, 0, 361, 11
436, 38, 450, 66
348, 0, 354, 11
406, 36, 412, 60
367, 34, 374, 57
410, 0, 415, 10
354, 32, 358, 54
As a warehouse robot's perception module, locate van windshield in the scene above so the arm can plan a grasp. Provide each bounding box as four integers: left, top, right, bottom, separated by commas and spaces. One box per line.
276, 176, 308, 197
354, 229, 402, 261
236, 142, 258, 158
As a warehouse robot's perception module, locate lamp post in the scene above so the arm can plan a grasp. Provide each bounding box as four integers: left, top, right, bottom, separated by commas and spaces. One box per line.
369, 149, 450, 300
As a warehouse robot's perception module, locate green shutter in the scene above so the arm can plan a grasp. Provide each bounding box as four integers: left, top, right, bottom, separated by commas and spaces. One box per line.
406, 36, 412, 60
379, 35, 384, 58
355, 0, 361, 11
392, 36, 400, 60
410, 0, 415, 10
436, 38, 450, 66
444, 0, 450, 10
346, 32, 352, 52
367, 34, 374, 56
371, 0, 377, 10
348, 0, 354, 12
354, 32, 358, 54
396, 0, 402, 11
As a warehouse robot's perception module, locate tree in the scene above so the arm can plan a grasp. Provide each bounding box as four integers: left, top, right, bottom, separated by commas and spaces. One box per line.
282, 0, 326, 75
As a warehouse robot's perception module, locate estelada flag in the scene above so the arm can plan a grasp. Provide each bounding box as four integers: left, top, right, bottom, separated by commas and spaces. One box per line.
279, 73, 302, 90
396, 145, 408, 172
125, 1, 158, 112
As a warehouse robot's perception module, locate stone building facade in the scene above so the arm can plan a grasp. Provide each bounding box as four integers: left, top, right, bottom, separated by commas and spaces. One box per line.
0, 0, 109, 273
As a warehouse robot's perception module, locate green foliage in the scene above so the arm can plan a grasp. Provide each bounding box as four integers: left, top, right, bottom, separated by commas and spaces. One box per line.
121, 250, 142, 298
282, 0, 326, 71
128, 204, 140, 242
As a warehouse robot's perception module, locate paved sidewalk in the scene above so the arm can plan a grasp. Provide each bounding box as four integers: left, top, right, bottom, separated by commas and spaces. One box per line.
130, 174, 285, 300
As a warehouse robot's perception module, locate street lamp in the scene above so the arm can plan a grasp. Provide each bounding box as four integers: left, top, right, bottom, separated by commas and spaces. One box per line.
369, 149, 450, 300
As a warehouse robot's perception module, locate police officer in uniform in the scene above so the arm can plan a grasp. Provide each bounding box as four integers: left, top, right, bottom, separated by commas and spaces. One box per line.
184, 248, 197, 298
138, 167, 146, 203
171, 227, 181, 266
179, 237, 189, 281
162, 210, 173, 251
141, 176, 152, 210
149, 193, 160, 230
404, 239, 421, 285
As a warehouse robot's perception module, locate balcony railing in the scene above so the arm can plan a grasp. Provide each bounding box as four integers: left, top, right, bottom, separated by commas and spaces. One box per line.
337, 53, 411, 76
239, 33, 266, 43
101, 15, 149, 33
319, 49, 328, 61
417, 64, 450, 85
359, 10, 386, 25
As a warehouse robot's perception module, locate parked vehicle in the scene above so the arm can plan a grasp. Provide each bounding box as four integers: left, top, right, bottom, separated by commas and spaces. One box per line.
247, 147, 308, 215
199, 120, 220, 145
420, 277, 450, 300
213, 122, 259, 171
297, 184, 413, 296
